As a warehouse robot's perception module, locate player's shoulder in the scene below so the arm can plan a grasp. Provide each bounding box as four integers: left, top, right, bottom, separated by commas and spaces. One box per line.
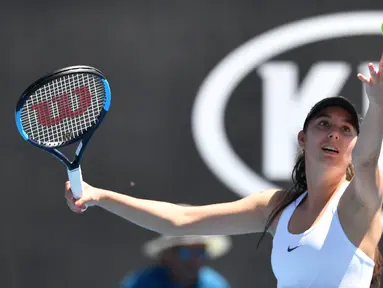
242, 188, 284, 210
245, 188, 283, 200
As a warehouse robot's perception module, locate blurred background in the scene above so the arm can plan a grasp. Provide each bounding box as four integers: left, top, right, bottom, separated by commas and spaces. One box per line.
2, 1, 383, 287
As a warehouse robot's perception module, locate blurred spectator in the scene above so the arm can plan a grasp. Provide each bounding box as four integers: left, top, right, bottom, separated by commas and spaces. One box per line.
120, 232, 232, 288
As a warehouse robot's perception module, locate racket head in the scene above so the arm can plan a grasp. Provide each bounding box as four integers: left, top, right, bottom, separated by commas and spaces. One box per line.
15, 65, 111, 150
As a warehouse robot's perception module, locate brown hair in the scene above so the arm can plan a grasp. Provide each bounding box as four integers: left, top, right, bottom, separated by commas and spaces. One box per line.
257, 150, 383, 287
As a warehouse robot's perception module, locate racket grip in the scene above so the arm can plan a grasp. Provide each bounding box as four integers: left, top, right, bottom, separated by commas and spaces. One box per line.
67, 166, 84, 199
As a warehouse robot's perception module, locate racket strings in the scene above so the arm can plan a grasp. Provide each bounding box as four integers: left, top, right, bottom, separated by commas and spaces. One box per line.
20, 73, 105, 146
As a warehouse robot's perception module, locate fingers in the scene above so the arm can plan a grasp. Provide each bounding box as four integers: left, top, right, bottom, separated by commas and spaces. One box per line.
358, 53, 383, 84
66, 199, 82, 213
74, 198, 87, 210
357, 73, 371, 85
65, 180, 71, 191
66, 197, 84, 213
357, 62, 377, 86
64, 181, 75, 199
64, 187, 73, 200
368, 63, 378, 83
64, 181, 86, 214
65, 193, 84, 212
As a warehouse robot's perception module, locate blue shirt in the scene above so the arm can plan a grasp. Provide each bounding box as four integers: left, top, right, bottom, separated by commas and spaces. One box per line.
120, 265, 231, 288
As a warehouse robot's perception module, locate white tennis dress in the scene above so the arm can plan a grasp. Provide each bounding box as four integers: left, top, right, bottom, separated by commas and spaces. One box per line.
271, 182, 375, 288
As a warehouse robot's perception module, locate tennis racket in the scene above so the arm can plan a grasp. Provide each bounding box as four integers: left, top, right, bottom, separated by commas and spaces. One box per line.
15, 65, 111, 207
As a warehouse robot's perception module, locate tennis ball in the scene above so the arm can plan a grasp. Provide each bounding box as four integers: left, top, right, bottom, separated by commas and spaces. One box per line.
381, 22, 383, 35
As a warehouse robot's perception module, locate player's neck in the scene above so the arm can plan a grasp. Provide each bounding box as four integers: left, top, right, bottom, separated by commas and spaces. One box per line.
304, 165, 347, 211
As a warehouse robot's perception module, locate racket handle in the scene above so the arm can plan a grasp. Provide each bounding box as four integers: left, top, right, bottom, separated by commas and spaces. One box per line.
67, 166, 88, 212
67, 166, 84, 199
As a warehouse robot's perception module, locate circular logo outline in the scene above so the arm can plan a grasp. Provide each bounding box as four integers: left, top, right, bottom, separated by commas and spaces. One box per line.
191, 11, 383, 198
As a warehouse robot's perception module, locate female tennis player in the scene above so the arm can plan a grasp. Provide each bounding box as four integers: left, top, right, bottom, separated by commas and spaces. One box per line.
65, 54, 383, 287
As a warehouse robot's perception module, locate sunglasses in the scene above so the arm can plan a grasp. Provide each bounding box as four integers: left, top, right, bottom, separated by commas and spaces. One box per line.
175, 247, 207, 261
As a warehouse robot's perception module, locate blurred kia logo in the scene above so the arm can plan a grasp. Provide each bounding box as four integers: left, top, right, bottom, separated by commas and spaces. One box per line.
191, 11, 383, 198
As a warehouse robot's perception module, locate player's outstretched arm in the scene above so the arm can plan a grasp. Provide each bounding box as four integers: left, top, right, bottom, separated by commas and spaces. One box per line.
65, 181, 281, 236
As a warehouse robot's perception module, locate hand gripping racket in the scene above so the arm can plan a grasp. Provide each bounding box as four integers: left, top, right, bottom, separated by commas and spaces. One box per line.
15, 65, 111, 207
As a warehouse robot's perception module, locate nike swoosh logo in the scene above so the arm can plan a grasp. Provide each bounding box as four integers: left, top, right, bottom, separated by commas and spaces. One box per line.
287, 245, 301, 252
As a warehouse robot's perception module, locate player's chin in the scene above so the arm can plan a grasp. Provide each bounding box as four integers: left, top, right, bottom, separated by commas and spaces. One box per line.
318, 154, 342, 166
320, 150, 343, 162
